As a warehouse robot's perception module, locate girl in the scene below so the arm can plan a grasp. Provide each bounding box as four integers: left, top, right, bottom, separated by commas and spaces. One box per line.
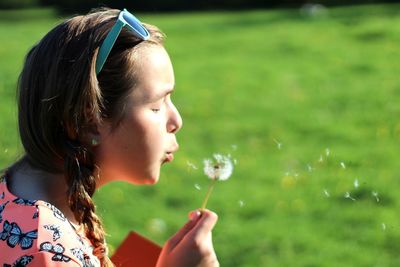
0, 8, 219, 267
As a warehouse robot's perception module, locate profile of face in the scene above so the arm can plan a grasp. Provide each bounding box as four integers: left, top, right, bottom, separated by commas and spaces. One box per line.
95, 45, 182, 186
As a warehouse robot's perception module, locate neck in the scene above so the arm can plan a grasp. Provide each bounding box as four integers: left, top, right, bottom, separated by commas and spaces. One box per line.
6, 158, 80, 226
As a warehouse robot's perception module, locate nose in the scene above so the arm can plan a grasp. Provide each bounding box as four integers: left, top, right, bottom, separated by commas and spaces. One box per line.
167, 103, 183, 134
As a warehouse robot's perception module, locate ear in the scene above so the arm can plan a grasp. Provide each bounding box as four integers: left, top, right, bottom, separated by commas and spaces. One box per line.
85, 116, 116, 148
82, 110, 109, 148
85, 125, 101, 147
82, 104, 104, 147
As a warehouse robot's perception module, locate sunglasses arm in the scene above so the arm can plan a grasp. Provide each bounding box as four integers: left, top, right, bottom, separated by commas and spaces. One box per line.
95, 19, 125, 75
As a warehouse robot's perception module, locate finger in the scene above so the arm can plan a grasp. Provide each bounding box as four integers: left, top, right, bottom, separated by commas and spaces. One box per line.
188, 210, 202, 221
187, 209, 218, 240
166, 211, 202, 250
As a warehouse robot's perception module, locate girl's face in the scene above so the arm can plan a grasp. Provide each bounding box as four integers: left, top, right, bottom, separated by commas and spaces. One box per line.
95, 46, 182, 186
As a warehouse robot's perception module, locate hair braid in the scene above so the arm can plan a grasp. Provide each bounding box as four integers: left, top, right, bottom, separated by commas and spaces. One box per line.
64, 140, 113, 266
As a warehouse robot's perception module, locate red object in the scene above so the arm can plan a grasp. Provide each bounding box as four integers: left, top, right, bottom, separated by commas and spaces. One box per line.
111, 231, 162, 267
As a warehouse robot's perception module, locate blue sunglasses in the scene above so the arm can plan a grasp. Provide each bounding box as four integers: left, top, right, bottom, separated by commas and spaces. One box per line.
95, 9, 150, 75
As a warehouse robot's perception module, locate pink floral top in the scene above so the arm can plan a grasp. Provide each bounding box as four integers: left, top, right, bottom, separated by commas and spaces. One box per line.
0, 175, 100, 266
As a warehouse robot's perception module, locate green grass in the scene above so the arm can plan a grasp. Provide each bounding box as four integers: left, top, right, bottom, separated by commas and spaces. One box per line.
1, 4, 400, 266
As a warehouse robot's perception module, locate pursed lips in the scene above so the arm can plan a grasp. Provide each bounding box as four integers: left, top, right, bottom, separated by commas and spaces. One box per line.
163, 143, 179, 163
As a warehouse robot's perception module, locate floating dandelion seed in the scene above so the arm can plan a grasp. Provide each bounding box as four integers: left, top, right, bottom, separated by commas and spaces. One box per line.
307, 164, 314, 172
4, 149, 8, 153
187, 161, 198, 171
340, 162, 346, 169
233, 158, 238, 165
325, 148, 330, 157
354, 178, 359, 189
318, 155, 323, 163
372, 191, 380, 202
382, 223, 386, 231
273, 139, 282, 150
324, 189, 330, 197
238, 200, 245, 208
231, 144, 238, 151
194, 184, 202, 190
344, 192, 356, 201
201, 154, 234, 210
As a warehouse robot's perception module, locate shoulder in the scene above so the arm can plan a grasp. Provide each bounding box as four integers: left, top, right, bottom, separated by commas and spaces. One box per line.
0, 181, 100, 266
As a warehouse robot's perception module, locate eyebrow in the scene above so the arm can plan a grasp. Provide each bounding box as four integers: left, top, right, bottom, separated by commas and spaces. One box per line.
151, 86, 175, 101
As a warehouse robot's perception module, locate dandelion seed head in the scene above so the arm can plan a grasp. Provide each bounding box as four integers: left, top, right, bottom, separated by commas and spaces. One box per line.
203, 154, 233, 181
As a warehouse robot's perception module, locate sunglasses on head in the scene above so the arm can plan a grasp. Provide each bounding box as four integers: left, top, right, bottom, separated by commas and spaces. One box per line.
95, 8, 150, 75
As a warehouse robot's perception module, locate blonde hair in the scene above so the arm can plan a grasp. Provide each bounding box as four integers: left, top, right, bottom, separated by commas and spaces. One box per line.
13, 8, 165, 266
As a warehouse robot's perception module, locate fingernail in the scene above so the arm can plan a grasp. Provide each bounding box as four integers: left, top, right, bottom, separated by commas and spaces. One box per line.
190, 211, 201, 221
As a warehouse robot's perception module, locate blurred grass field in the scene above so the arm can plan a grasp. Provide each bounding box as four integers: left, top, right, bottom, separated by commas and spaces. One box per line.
1, 4, 400, 266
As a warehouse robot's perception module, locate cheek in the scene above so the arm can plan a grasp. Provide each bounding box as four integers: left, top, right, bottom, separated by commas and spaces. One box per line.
96, 111, 167, 183
123, 112, 168, 168
139, 117, 166, 156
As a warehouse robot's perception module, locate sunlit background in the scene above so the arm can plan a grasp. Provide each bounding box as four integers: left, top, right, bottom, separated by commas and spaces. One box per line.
1, 1, 400, 266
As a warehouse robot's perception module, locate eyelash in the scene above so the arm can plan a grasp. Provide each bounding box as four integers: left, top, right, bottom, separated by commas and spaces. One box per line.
151, 96, 171, 113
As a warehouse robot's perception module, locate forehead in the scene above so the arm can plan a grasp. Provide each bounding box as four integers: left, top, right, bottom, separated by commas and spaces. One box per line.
130, 45, 175, 103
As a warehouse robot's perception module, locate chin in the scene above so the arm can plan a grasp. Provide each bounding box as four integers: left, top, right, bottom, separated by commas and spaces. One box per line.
145, 179, 159, 185
140, 178, 159, 185
134, 173, 160, 185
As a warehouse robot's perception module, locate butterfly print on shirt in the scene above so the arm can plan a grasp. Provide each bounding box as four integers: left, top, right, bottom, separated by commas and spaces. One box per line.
71, 248, 96, 267
12, 198, 36, 206
0, 220, 12, 241
3, 255, 34, 267
32, 209, 39, 219
75, 234, 86, 247
43, 224, 62, 241
40, 242, 71, 262
0, 200, 9, 223
0, 220, 37, 249
43, 203, 66, 221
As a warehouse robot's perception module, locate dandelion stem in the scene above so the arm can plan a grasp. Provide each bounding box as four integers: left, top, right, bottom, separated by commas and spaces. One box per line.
201, 178, 217, 211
